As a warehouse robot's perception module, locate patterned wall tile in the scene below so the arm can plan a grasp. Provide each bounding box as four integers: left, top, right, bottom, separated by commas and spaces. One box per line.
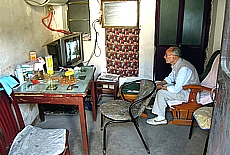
105, 28, 140, 77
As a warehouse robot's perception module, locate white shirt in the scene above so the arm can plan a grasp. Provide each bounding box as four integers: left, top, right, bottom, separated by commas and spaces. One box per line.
164, 66, 192, 93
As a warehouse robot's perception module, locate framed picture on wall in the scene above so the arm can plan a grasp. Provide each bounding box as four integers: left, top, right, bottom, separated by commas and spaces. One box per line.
101, 0, 139, 28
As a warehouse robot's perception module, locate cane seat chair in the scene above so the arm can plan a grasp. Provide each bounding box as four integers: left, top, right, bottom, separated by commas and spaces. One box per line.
0, 76, 70, 155
167, 50, 220, 125
99, 79, 156, 154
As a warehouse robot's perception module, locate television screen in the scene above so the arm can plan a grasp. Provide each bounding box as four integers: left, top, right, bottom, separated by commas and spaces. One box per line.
65, 39, 81, 65
46, 32, 84, 69
61, 33, 84, 67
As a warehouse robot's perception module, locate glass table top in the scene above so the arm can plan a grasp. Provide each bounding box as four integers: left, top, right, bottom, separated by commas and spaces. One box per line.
14, 66, 95, 94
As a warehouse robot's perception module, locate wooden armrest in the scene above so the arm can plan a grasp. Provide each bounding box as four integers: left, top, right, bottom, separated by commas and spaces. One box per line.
181, 84, 214, 105
183, 85, 213, 92
183, 85, 212, 104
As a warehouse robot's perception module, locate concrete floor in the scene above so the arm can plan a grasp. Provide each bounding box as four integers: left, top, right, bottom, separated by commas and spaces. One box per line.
35, 97, 208, 155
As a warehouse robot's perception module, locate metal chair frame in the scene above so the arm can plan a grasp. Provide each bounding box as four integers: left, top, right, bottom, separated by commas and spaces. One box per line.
100, 79, 156, 154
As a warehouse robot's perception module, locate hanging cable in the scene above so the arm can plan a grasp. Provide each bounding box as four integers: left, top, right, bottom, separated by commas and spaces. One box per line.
85, 19, 101, 66
41, 8, 72, 35
24, 0, 50, 6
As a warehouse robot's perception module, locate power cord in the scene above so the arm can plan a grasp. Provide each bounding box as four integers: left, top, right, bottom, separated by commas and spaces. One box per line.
85, 19, 101, 66
41, 7, 71, 35
24, 0, 50, 6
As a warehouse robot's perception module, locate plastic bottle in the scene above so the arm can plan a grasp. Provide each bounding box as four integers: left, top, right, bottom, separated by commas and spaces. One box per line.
15, 65, 25, 84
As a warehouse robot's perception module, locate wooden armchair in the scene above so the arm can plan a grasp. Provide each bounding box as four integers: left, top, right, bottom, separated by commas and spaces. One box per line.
167, 50, 220, 125
0, 76, 70, 155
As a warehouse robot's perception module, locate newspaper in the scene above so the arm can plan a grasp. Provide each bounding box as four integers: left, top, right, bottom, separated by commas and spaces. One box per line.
97, 72, 119, 82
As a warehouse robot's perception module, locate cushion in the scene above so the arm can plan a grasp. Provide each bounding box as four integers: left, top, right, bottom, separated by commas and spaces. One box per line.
193, 107, 213, 130
8, 125, 66, 155
99, 100, 132, 120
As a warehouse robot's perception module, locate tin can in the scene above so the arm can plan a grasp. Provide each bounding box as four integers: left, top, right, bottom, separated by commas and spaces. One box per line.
30, 51, 37, 60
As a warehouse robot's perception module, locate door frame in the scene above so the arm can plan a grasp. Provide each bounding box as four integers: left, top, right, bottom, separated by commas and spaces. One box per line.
209, 0, 230, 153
154, 0, 212, 80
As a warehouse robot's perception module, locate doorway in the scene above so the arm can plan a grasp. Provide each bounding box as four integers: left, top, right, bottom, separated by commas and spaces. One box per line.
154, 0, 211, 80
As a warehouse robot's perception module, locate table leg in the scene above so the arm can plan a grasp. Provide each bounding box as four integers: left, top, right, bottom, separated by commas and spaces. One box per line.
78, 97, 89, 155
114, 83, 118, 99
91, 80, 97, 122
38, 104, 45, 122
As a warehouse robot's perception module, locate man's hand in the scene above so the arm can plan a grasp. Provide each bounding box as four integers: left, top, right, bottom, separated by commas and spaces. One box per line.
156, 80, 167, 90
156, 83, 163, 90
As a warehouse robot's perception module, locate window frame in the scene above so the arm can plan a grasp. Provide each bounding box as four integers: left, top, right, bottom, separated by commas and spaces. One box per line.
101, 0, 140, 28
67, 0, 90, 34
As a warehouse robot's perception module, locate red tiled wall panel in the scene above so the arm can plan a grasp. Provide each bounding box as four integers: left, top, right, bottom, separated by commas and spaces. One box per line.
105, 28, 140, 77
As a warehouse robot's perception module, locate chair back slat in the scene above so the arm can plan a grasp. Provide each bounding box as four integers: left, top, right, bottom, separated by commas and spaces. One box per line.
0, 92, 18, 146
11, 94, 25, 130
0, 84, 25, 155
0, 127, 7, 155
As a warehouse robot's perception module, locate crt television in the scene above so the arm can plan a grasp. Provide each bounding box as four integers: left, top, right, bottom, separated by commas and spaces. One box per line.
46, 33, 84, 70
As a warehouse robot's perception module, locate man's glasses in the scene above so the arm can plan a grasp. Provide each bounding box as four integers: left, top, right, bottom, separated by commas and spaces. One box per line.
164, 54, 176, 58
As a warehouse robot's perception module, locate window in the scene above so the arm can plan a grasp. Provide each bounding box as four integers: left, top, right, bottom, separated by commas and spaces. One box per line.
101, 0, 139, 28
67, 0, 90, 33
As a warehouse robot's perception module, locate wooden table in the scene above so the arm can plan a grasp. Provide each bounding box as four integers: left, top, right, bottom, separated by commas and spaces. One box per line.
14, 66, 96, 155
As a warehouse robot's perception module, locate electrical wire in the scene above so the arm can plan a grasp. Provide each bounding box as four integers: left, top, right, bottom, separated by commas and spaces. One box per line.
85, 19, 101, 66
24, 0, 50, 6
52, 12, 64, 38
41, 8, 72, 35
97, 0, 101, 6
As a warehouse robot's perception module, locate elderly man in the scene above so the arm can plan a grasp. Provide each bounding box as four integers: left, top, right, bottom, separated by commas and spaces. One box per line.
147, 46, 200, 125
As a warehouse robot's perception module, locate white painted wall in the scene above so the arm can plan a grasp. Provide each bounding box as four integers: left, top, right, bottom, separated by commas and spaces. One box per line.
0, 0, 226, 124
85, 0, 155, 85
0, 0, 53, 124
207, 0, 226, 60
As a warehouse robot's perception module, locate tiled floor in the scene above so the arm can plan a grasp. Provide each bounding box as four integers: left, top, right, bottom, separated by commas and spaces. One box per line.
35, 97, 208, 155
